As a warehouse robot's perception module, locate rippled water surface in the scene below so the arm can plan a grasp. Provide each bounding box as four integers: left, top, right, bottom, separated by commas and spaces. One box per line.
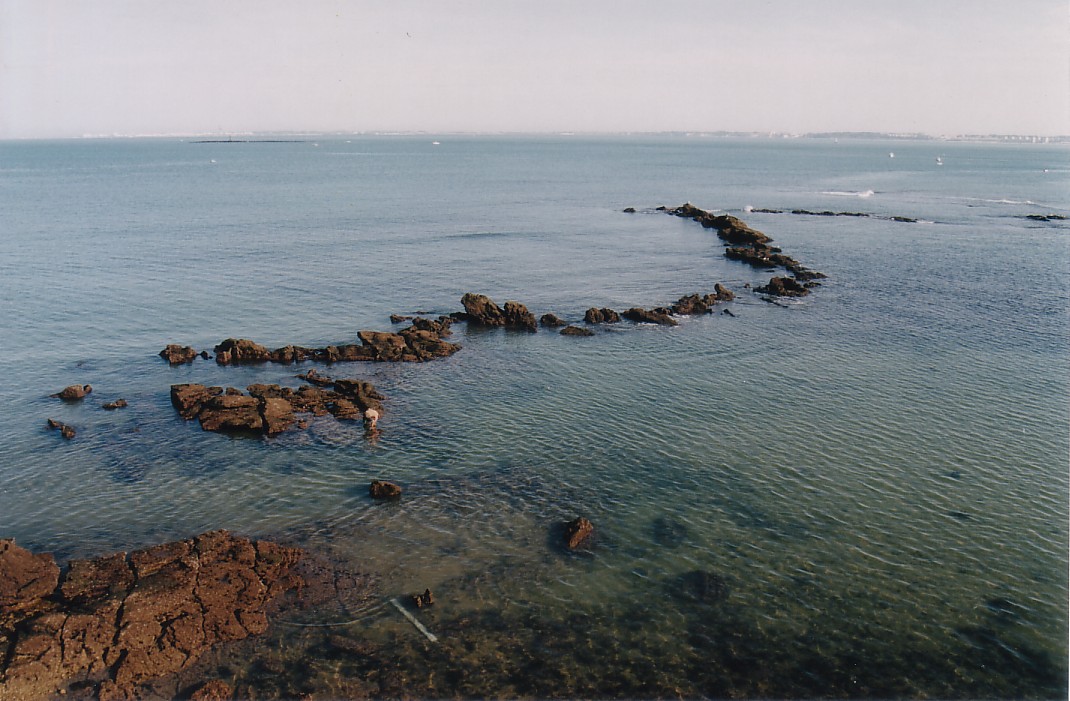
1, 135, 1067, 698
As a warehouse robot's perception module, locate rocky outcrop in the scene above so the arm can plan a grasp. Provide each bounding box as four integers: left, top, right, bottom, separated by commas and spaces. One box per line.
622, 307, 678, 326
0, 531, 303, 701
171, 376, 385, 437
664, 204, 826, 282
194, 319, 459, 368
560, 325, 595, 337
670, 285, 735, 316
45, 418, 76, 440
461, 293, 537, 332
584, 307, 621, 324
369, 480, 402, 500
52, 385, 91, 401
159, 344, 199, 365
757, 276, 810, 297
563, 518, 594, 550
102, 399, 128, 410
540, 313, 566, 328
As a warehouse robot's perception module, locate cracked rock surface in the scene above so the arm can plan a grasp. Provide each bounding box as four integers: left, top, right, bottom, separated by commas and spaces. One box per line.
0, 531, 303, 701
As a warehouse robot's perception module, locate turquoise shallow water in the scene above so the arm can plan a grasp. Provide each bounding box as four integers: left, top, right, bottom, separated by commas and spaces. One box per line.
0, 135, 1067, 697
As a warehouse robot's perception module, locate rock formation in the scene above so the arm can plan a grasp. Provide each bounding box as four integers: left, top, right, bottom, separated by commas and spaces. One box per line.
540, 313, 566, 328
757, 276, 810, 297
560, 325, 595, 337
461, 293, 537, 332
563, 517, 594, 550
584, 308, 621, 324
622, 307, 678, 326
0, 531, 303, 701
171, 375, 384, 437
45, 418, 76, 440
159, 345, 199, 365
664, 203, 826, 282
369, 480, 402, 500
52, 385, 91, 401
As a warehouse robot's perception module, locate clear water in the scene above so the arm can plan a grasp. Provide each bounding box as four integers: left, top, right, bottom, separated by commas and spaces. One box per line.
1, 135, 1067, 697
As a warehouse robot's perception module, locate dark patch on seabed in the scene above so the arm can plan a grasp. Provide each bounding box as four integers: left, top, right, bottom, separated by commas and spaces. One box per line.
136, 572, 1065, 700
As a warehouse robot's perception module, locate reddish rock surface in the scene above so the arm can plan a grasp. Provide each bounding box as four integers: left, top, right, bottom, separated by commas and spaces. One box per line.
563, 518, 594, 550
0, 531, 303, 701
52, 385, 91, 401
172, 376, 386, 437
159, 344, 199, 365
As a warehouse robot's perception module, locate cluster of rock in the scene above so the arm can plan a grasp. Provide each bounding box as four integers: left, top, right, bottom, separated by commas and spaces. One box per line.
751, 207, 918, 223
661, 203, 827, 294
0, 531, 304, 701
160, 318, 460, 367
171, 374, 384, 436
459, 293, 537, 332
45, 386, 128, 442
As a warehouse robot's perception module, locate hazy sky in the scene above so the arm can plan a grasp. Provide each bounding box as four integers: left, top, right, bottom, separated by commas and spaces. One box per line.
2, 0, 1067, 138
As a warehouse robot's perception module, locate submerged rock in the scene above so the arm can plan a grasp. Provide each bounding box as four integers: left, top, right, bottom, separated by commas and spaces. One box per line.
560, 325, 595, 337
0, 531, 303, 701
102, 398, 128, 410
45, 418, 76, 439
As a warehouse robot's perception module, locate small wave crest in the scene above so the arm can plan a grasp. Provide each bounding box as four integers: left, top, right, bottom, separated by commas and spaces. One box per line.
823, 190, 875, 198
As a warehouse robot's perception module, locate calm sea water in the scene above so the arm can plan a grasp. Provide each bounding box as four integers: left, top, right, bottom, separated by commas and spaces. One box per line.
1, 135, 1067, 698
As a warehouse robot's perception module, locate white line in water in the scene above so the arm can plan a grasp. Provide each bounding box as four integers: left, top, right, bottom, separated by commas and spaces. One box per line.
390, 597, 439, 643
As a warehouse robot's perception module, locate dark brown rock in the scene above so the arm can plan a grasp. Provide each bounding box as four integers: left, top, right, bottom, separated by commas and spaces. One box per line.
560, 325, 595, 337
197, 393, 264, 433
584, 307, 620, 324
390, 314, 414, 324
171, 384, 223, 419
259, 397, 296, 435
757, 276, 810, 297
540, 313, 566, 327
622, 307, 678, 326
53, 384, 92, 401
369, 480, 402, 500
461, 293, 537, 332
623, 207, 637, 213
563, 517, 594, 550
102, 398, 128, 410
46, 418, 76, 439
213, 338, 272, 365
159, 345, 198, 365
410, 588, 434, 608
713, 283, 735, 302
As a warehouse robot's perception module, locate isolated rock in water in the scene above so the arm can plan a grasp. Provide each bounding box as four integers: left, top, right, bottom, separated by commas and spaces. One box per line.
563, 517, 594, 550
102, 398, 128, 410
159, 344, 199, 365
622, 307, 679, 326
214, 338, 272, 365
46, 418, 76, 439
757, 276, 810, 297
584, 307, 621, 324
540, 313, 566, 327
53, 384, 92, 401
410, 588, 434, 608
623, 207, 637, 213
560, 325, 595, 337
0, 531, 303, 701
369, 480, 402, 500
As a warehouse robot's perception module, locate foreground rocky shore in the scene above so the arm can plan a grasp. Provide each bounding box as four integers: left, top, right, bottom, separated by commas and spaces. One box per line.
0, 531, 311, 700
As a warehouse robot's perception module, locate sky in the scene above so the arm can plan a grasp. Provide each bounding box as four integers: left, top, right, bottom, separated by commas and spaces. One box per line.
1, 0, 1067, 139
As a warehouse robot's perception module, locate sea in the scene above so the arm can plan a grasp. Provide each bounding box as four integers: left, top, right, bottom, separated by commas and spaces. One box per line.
1, 134, 1067, 699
